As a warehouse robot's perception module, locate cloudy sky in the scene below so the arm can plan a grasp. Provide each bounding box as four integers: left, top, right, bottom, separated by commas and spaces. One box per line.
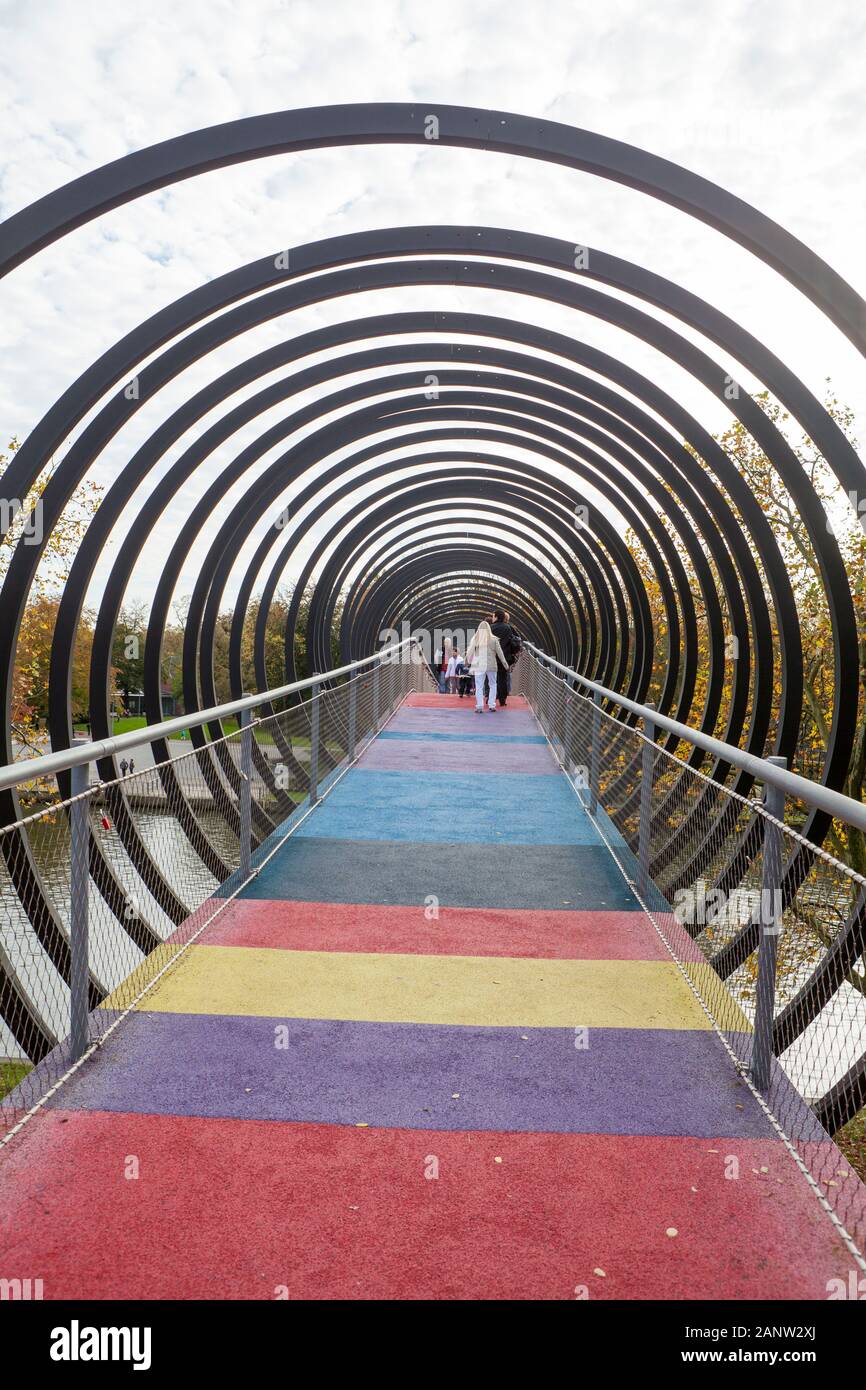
1, 0, 865, 611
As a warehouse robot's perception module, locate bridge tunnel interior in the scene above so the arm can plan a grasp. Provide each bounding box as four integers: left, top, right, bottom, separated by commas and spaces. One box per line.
1, 106, 866, 1127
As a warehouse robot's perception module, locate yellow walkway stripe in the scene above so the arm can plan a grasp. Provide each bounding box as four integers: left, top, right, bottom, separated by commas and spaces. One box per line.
128, 944, 714, 1029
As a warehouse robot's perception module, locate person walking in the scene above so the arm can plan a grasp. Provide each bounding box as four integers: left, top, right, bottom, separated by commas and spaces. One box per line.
465, 620, 508, 714
490, 609, 522, 707
434, 643, 449, 694
445, 649, 462, 694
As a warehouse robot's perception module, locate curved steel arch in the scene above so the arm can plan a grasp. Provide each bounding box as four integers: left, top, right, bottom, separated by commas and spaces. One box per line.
338, 516, 584, 660
301, 481, 595, 676
3, 216, 861, 650
55, 265, 856, 950
323, 506, 583, 647
3, 215, 861, 733
20, 236, 845, 806
2, 103, 864, 352
25, 300, 783, 984
130, 350, 772, 806
1, 224, 860, 877
8, 218, 845, 817
0, 279, 834, 1045
366, 546, 572, 656
1, 109, 865, 1126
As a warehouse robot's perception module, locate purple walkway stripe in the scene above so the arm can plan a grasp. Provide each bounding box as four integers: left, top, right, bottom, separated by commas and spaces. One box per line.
378, 731, 547, 744
50, 1012, 779, 1138
357, 738, 559, 774
388, 711, 541, 737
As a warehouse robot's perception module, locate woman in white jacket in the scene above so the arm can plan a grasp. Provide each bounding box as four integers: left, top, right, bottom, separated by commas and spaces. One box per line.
464, 620, 508, 713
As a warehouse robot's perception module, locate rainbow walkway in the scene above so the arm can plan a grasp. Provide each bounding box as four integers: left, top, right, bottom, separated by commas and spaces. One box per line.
0, 692, 859, 1299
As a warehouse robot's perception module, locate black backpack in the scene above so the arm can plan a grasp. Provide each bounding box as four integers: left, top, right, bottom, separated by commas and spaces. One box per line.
503, 627, 523, 662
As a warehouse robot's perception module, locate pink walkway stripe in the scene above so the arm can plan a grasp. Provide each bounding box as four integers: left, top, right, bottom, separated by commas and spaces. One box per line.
0, 1109, 852, 1300
197, 899, 676, 960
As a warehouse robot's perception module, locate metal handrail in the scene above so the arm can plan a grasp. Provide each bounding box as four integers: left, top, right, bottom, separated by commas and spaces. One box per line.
524, 643, 866, 835
0, 637, 419, 793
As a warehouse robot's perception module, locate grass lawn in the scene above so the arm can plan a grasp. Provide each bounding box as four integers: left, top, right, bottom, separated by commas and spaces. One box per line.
74, 716, 190, 740
835, 1108, 866, 1184
72, 717, 309, 747
0, 1058, 31, 1100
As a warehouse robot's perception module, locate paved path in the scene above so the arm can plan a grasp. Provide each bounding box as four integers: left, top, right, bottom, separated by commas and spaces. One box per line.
0, 693, 860, 1298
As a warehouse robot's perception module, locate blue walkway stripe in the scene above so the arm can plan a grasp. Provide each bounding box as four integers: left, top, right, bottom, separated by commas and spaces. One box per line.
294, 768, 602, 843
245, 837, 640, 909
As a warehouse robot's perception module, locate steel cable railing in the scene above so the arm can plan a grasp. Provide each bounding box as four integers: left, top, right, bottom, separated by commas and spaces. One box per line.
0, 638, 431, 1138
515, 645, 866, 1261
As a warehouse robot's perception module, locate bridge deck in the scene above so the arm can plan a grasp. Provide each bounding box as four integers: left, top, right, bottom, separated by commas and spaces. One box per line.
0, 693, 857, 1299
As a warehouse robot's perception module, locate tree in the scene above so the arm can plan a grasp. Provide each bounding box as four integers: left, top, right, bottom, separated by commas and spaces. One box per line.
12, 594, 95, 726
715, 388, 866, 874
112, 602, 148, 708
627, 388, 866, 1018
1, 437, 102, 752
627, 387, 866, 868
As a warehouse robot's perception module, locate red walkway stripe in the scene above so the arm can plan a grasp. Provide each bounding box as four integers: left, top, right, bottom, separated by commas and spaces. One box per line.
0, 1109, 850, 1301
403, 692, 529, 709
200, 899, 675, 960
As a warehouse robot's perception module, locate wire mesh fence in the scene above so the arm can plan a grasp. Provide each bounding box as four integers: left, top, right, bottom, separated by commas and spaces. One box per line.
0, 647, 427, 1139
515, 650, 866, 1260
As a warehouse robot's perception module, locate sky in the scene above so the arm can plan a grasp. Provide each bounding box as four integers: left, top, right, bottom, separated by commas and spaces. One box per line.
1, 0, 865, 612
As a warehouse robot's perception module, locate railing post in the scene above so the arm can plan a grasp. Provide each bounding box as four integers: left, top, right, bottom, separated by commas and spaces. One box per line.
407, 638, 416, 696
309, 679, 321, 804
563, 682, 574, 772
239, 708, 252, 880
543, 661, 553, 735
347, 677, 357, 761
548, 667, 558, 745
752, 756, 787, 1092
384, 656, 393, 715
69, 742, 91, 1061
372, 660, 381, 730
589, 690, 601, 816
638, 703, 657, 897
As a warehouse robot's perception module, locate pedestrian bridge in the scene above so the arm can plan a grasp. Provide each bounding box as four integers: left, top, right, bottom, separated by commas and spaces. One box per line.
3, 101, 866, 1300
1, 674, 864, 1299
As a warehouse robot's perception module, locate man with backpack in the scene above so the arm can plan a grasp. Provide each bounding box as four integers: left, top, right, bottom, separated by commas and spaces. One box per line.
490, 610, 522, 707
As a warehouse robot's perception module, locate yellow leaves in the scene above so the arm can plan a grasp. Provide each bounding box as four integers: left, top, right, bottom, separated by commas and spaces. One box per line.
1, 459, 102, 589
